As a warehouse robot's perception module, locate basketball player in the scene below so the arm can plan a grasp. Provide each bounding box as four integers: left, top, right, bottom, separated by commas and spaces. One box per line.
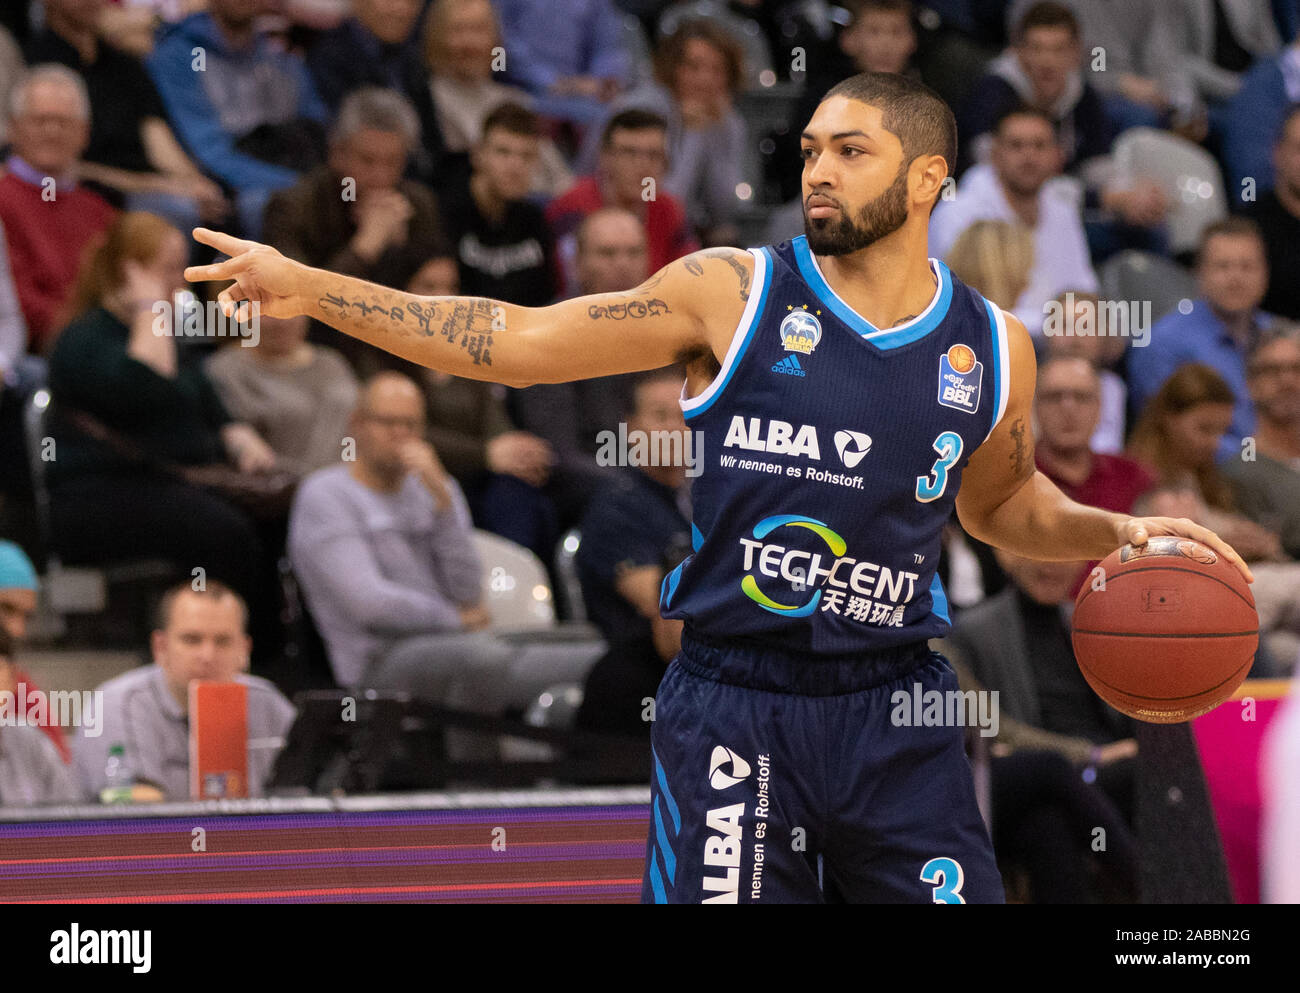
185, 73, 1252, 903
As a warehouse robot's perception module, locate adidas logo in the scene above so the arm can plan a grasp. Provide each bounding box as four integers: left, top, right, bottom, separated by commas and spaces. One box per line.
771, 354, 806, 377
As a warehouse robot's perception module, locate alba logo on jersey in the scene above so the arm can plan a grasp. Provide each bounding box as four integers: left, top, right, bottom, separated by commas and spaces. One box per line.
937, 343, 983, 414
708, 745, 752, 790
779, 307, 822, 354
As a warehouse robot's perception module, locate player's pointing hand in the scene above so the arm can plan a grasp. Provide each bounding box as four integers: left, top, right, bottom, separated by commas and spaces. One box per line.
1117, 516, 1255, 585
185, 227, 310, 321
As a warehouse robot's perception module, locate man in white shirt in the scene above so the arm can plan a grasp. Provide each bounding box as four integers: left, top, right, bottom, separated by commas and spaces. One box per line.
930, 105, 1098, 334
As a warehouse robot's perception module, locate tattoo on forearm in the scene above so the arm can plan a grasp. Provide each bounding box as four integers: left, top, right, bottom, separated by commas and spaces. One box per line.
587, 298, 672, 320
1009, 417, 1032, 480
317, 290, 501, 366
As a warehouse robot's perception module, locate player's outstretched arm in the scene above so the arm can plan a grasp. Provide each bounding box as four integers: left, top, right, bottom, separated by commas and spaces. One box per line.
186, 229, 753, 388
954, 311, 1254, 583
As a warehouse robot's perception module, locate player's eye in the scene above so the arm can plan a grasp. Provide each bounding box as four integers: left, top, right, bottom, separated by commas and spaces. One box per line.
799, 147, 815, 160
841, 146, 865, 158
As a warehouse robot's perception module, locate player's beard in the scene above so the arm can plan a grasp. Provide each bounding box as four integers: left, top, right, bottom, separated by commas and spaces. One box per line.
803, 162, 910, 256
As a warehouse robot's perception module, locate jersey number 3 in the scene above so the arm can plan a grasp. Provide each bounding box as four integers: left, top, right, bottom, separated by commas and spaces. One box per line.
915, 431, 963, 503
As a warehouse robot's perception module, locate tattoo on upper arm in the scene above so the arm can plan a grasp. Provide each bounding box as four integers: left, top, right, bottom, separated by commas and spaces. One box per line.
318, 290, 502, 366
587, 298, 672, 320
682, 249, 751, 302
1008, 416, 1033, 481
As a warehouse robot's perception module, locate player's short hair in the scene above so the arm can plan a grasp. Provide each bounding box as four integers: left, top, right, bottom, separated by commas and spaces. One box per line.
820, 71, 958, 177
600, 109, 669, 149
154, 581, 248, 633
330, 87, 421, 148
482, 101, 542, 141
1195, 216, 1265, 266
1013, 1, 1079, 43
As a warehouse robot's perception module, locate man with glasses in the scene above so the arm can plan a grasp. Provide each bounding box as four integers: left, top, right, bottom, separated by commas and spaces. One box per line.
1223, 330, 1300, 561
545, 109, 698, 294
0, 64, 116, 354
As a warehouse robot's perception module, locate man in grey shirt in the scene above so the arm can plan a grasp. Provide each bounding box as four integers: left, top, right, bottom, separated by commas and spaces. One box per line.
0, 627, 81, 807
74, 582, 296, 802
289, 371, 601, 725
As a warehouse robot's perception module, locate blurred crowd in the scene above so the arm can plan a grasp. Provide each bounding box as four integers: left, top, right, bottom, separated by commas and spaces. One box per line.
0, 0, 1298, 902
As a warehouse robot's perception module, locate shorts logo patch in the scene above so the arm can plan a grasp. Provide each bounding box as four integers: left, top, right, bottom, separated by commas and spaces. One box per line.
937, 344, 982, 413
708, 745, 752, 790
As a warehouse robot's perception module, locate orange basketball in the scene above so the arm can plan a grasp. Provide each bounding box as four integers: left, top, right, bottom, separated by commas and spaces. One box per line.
1071, 537, 1258, 723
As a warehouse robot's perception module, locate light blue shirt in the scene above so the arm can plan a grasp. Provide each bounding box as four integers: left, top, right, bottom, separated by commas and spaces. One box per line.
1127, 298, 1272, 462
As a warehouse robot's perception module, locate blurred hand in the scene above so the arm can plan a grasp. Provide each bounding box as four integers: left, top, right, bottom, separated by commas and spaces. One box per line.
486, 431, 553, 487
400, 439, 453, 510
1097, 739, 1138, 765
1117, 73, 1168, 110
223, 423, 278, 473
458, 604, 492, 631
352, 190, 413, 260
1103, 181, 1169, 228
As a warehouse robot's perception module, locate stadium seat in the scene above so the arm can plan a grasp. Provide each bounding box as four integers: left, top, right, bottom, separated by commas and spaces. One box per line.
1097, 250, 1200, 323
553, 528, 588, 622
473, 528, 559, 633
22, 389, 182, 638
1111, 128, 1227, 257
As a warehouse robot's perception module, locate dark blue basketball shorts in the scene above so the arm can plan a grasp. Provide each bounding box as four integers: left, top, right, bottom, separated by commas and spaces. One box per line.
642, 630, 1005, 904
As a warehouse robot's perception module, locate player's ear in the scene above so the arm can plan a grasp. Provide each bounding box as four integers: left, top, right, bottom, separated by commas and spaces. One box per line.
912, 154, 948, 208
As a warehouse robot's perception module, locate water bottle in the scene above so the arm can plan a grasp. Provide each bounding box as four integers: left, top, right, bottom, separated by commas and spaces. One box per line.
100, 743, 133, 804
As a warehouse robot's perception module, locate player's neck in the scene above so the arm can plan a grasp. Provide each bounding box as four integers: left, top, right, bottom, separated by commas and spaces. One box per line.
815, 238, 937, 330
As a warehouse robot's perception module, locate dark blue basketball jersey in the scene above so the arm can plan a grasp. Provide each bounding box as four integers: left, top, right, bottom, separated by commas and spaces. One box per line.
660, 235, 1012, 656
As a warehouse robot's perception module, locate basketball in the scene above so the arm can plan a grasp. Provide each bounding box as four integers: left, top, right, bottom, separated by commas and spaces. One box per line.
1071, 537, 1259, 724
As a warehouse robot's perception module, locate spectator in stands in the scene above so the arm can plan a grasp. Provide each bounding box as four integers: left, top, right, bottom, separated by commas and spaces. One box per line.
422, 0, 571, 195
0, 540, 72, 763
931, 106, 1097, 332
0, 24, 24, 149
1128, 363, 1300, 668
0, 65, 116, 355
655, 0, 775, 90
1222, 329, 1300, 559
405, 258, 559, 562
26, 0, 230, 233
958, 2, 1113, 177
1041, 290, 1131, 453
512, 208, 653, 530
441, 103, 556, 306
1219, 33, 1300, 201
1128, 217, 1275, 459
944, 547, 1138, 823
943, 219, 1034, 313
632, 18, 748, 245
775, 0, 920, 206
493, 0, 631, 126
75, 581, 296, 802
0, 626, 81, 807
44, 211, 284, 670
573, 367, 692, 738
1035, 355, 1154, 514
546, 109, 699, 293
261, 87, 447, 380
1241, 105, 1300, 321
146, 0, 329, 238
0, 220, 27, 392
305, 0, 445, 186
287, 371, 594, 724
1168, 0, 1283, 110
205, 314, 360, 476
1034, 354, 1153, 596
1005, 0, 1204, 137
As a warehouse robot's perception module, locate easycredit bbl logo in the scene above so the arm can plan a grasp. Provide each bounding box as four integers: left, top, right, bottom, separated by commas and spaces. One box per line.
738, 514, 921, 617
